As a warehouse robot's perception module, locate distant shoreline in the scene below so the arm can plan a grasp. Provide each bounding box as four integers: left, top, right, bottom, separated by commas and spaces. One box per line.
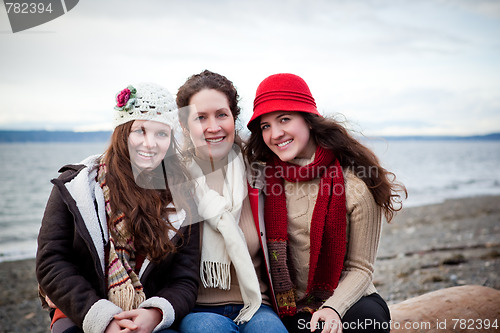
0, 130, 111, 143
1, 129, 499, 142
379, 132, 500, 141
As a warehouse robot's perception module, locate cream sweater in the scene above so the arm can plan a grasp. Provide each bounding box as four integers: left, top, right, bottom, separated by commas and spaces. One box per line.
285, 157, 381, 317
194, 157, 270, 307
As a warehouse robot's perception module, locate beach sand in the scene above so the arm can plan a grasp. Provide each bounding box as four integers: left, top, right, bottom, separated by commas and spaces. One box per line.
1, 195, 499, 333
374, 194, 500, 304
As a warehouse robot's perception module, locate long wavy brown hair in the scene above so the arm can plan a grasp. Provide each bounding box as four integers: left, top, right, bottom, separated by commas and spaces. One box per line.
245, 113, 407, 222
176, 69, 243, 151
103, 121, 192, 262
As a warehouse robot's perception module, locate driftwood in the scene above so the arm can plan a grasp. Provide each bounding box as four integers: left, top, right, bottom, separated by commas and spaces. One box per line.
389, 285, 500, 332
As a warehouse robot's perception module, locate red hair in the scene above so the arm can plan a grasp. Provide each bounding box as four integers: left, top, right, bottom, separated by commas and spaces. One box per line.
103, 122, 192, 261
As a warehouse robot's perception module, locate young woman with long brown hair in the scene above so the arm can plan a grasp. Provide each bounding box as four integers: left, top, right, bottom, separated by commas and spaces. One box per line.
36, 83, 200, 333
245, 73, 407, 333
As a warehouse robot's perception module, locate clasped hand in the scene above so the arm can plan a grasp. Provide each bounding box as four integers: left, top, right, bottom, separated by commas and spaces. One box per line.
45, 295, 161, 333
105, 308, 162, 333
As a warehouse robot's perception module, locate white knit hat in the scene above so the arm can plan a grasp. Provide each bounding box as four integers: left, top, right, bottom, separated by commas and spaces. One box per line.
113, 82, 179, 130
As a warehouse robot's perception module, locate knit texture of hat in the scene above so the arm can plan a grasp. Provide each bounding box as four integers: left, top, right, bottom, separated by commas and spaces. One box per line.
113, 82, 179, 131
248, 73, 321, 128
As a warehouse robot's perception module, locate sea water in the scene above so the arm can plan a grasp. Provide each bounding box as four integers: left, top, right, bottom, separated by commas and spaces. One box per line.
0, 140, 499, 262
367, 140, 500, 207
0, 142, 107, 262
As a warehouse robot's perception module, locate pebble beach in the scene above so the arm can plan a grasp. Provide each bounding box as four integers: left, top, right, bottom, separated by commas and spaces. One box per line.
1, 195, 499, 333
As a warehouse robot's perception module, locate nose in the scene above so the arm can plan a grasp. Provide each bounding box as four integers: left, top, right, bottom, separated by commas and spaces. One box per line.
206, 117, 221, 133
143, 131, 157, 148
271, 125, 284, 140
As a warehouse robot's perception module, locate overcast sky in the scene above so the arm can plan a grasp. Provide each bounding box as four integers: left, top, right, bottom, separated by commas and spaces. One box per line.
1, 0, 499, 136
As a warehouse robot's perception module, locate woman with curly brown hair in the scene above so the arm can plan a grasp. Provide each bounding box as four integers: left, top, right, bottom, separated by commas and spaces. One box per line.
36, 83, 200, 333
175, 70, 287, 333
245, 73, 407, 333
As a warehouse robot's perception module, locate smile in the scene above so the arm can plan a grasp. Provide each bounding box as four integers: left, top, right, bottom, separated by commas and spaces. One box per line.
277, 139, 293, 147
206, 137, 225, 143
138, 151, 155, 157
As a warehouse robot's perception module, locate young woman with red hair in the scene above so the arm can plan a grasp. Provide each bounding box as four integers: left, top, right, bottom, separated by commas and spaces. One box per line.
36, 83, 200, 333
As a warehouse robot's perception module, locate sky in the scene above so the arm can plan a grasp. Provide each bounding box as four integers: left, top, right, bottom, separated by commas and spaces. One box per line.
1, 0, 499, 136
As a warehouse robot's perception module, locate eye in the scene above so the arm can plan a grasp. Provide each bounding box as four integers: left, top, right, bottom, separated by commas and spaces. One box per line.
218, 112, 229, 118
260, 124, 270, 131
133, 128, 145, 134
195, 115, 205, 121
157, 131, 170, 138
280, 117, 291, 123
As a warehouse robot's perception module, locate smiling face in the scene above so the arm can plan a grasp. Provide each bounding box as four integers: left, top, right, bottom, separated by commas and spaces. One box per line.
260, 111, 317, 162
186, 89, 235, 161
128, 120, 172, 171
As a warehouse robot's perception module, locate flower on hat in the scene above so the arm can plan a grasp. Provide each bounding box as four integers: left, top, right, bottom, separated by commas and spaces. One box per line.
114, 85, 137, 111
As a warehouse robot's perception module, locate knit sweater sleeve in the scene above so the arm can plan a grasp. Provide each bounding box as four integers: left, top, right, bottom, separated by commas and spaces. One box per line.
320, 171, 382, 317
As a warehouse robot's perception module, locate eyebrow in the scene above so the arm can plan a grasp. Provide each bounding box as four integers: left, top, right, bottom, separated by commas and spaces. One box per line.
191, 111, 206, 119
214, 108, 231, 115
260, 112, 291, 125
276, 112, 291, 118
193, 108, 229, 116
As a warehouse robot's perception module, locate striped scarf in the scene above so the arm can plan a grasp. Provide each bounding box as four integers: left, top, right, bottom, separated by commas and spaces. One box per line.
264, 146, 347, 317
97, 161, 146, 310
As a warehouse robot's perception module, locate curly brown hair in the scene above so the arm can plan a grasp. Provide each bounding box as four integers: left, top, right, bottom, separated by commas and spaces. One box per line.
245, 113, 407, 222
103, 121, 192, 262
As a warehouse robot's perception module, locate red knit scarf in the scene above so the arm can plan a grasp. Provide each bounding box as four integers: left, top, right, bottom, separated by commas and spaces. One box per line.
265, 146, 347, 317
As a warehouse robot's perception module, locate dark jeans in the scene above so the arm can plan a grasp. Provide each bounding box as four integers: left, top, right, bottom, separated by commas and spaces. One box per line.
282, 293, 391, 333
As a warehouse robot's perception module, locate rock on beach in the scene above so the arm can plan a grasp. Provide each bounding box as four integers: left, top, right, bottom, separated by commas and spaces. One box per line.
390, 285, 500, 333
374, 195, 500, 305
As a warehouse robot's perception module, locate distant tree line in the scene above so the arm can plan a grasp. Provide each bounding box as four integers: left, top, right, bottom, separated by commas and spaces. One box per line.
0, 130, 112, 142
0, 130, 498, 143
380, 133, 500, 141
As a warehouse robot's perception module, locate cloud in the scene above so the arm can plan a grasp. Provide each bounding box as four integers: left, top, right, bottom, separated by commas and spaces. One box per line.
440, 0, 500, 19
1, 0, 499, 135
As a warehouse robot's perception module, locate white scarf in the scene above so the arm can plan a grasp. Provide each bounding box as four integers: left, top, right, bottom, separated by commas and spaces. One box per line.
188, 146, 262, 324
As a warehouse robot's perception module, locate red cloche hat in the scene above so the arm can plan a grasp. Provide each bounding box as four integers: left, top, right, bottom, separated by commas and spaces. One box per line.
247, 73, 321, 128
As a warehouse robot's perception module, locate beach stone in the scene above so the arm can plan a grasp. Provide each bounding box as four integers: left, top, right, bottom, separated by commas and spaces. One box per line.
389, 285, 500, 332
